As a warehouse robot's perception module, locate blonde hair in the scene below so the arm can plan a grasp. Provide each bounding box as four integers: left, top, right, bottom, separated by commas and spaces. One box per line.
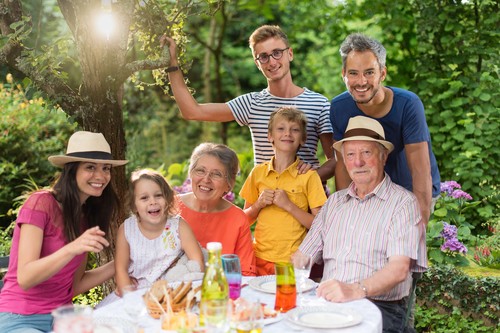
128, 169, 177, 220
249, 25, 290, 57
268, 107, 308, 151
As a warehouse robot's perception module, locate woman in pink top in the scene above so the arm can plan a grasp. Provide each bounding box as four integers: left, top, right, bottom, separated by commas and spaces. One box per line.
178, 143, 256, 276
0, 131, 128, 333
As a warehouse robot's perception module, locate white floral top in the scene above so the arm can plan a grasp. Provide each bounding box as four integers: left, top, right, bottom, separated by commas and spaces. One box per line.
125, 215, 182, 288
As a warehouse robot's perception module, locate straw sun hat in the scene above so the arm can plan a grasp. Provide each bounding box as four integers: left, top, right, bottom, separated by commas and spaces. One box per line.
48, 131, 129, 168
332, 116, 394, 153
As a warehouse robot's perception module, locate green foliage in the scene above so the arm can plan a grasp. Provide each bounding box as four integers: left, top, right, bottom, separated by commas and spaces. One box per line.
73, 285, 103, 308
473, 229, 500, 270
415, 304, 499, 333
409, 0, 500, 226
426, 221, 470, 267
0, 221, 14, 257
0, 78, 75, 227
417, 264, 499, 324
232, 151, 254, 209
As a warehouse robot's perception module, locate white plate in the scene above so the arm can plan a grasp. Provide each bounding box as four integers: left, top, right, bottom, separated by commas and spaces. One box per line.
93, 317, 134, 333
286, 305, 363, 329
249, 275, 315, 294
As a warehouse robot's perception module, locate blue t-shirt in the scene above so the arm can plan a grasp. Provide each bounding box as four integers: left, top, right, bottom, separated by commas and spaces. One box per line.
330, 87, 440, 197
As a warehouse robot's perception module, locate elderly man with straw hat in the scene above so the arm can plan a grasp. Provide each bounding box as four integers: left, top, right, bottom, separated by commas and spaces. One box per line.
297, 116, 427, 333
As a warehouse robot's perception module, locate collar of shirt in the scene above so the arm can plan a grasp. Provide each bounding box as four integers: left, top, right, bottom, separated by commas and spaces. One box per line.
265, 156, 300, 178
346, 173, 393, 201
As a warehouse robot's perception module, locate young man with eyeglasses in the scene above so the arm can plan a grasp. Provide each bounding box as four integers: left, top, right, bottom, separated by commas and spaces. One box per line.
161, 26, 335, 182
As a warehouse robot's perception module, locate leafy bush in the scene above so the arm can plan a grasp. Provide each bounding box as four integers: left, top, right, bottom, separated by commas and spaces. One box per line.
426, 181, 479, 267
410, 1, 500, 230
415, 304, 499, 333
0, 75, 75, 227
417, 264, 499, 326
0, 221, 14, 257
473, 226, 500, 270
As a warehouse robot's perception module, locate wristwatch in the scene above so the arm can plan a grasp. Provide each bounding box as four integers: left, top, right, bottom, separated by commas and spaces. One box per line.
165, 65, 180, 73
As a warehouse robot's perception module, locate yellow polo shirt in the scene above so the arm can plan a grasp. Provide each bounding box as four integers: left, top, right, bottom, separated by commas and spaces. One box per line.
240, 156, 327, 262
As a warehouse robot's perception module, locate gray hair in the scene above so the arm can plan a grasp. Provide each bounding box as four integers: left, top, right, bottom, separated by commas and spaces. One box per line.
188, 142, 239, 188
340, 33, 386, 72
340, 141, 388, 163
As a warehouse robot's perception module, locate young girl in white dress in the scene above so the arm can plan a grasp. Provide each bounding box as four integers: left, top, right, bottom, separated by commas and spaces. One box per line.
98, 169, 204, 306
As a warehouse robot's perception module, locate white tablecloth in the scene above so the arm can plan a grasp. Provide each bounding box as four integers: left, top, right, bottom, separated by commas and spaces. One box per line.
93, 277, 382, 333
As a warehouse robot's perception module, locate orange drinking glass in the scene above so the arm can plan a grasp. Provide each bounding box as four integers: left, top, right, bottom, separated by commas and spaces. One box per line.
274, 262, 296, 313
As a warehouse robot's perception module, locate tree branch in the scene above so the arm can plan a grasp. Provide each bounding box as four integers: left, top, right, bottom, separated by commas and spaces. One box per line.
114, 46, 171, 86
0, 0, 84, 121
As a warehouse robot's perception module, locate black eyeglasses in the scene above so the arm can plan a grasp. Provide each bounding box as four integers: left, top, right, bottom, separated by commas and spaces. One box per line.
255, 48, 290, 64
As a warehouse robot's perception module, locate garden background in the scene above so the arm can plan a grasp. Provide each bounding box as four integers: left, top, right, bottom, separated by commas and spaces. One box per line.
0, 0, 499, 331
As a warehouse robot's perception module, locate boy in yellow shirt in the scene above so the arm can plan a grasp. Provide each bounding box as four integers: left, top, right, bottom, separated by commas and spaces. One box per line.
240, 107, 327, 276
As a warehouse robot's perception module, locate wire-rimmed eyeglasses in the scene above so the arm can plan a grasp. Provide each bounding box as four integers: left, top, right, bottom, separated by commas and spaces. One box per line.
255, 47, 290, 64
193, 168, 227, 181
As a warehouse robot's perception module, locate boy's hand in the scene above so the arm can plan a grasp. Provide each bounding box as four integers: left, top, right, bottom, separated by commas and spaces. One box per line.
296, 160, 316, 174
255, 189, 274, 209
273, 189, 293, 211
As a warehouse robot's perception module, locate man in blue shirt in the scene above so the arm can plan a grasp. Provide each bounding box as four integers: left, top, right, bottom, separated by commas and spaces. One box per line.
331, 33, 440, 228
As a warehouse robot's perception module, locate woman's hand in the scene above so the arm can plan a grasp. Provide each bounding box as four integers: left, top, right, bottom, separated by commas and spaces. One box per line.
68, 226, 109, 256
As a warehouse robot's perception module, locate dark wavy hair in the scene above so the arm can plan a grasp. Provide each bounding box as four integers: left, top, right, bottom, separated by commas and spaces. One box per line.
52, 162, 121, 243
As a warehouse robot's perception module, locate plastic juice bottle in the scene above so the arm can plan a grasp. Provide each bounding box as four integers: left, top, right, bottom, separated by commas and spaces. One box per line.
199, 242, 229, 330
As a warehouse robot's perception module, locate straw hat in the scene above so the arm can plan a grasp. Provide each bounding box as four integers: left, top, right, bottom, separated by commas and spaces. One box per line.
48, 131, 129, 168
332, 116, 394, 153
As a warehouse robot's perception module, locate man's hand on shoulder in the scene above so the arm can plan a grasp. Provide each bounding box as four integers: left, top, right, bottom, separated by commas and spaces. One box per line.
296, 160, 315, 175
316, 279, 365, 303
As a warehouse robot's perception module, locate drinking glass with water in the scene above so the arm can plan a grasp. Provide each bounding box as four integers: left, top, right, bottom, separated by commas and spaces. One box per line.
221, 254, 242, 300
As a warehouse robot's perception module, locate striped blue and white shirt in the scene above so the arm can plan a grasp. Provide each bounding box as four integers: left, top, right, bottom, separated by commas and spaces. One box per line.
227, 88, 332, 167
300, 174, 427, 301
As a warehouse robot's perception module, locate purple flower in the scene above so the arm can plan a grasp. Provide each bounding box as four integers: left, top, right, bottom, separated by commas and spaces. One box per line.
440, 181, 461, 195
173, 178, 192, 194
223, 191, 235, 203
441, 237, 468, 254
451, 190, 472, 200
441, 222, 458, 240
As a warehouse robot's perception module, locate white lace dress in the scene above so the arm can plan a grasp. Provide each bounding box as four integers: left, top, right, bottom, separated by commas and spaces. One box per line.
95, 215, 182, 308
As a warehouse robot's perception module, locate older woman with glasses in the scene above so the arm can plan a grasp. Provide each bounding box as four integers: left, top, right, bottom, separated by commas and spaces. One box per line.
178, 143, 256, 276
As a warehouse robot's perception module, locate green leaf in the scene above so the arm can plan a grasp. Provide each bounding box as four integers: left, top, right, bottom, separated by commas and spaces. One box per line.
454, 255, 470, 267
479, 93, 491, 101
457, 226, 471, 236
22, 77, 31, 89
434, 207, 448, 217
450, 98, 462, 108
460, 221, 475, 229
9, 21, 25, 30
167, 163, 183, 176
429, 249, 445, 263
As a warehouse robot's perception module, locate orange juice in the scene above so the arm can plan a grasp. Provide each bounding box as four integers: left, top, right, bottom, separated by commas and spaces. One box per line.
275, 283, 296, 312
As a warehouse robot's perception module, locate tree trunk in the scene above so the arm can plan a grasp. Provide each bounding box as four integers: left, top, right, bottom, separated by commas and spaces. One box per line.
58, 0, 133, 296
